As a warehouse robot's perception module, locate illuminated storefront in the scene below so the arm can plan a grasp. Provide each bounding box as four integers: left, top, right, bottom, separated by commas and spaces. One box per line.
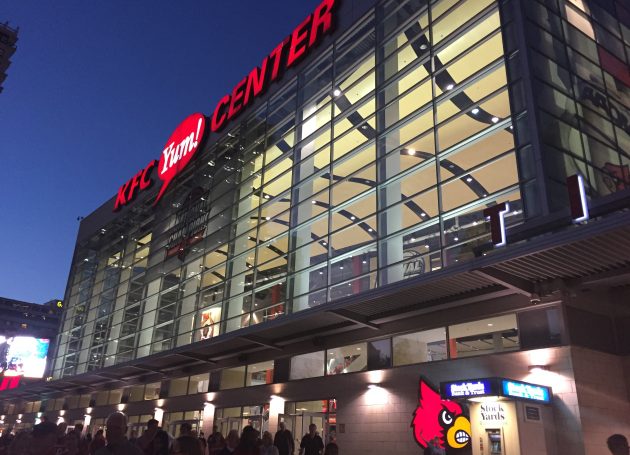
2, 0, 630, 453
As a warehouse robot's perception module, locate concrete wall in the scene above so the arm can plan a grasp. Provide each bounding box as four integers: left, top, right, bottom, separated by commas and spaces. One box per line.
571, 347, 630, 455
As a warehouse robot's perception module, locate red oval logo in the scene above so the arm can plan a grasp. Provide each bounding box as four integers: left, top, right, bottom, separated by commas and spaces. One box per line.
154, 113, 207, 205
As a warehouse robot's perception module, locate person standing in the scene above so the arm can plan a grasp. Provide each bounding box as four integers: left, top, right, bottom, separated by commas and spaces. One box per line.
94, 412, 142, 455
260, 432, 278, 455
89, 430, 105, 455
298, 425, 323, 455
608, 434, 630, 455
207, 426, 225, 455
273, 422, 293, 455
136, 419, 159, 455
217, 430, 239, 455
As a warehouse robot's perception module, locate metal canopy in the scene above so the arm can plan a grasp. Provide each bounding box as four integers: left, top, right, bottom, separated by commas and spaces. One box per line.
6, 211, 630, 400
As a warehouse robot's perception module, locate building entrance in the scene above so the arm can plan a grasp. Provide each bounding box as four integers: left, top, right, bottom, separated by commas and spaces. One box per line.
214, 405, 269, 438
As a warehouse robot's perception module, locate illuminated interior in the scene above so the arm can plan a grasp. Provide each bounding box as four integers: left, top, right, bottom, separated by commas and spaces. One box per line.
54, 0, 525, 377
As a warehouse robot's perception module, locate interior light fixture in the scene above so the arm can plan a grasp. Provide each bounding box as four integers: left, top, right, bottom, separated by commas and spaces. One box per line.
333, 88, 342, 97
491, 116, 500, 123
471, 108, 480, 114
528, 364, 549, 373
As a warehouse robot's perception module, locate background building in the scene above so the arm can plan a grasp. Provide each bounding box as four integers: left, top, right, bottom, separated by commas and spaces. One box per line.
0, 22, 18, 94
0, 297, 61, 394
1, 0, 629, 453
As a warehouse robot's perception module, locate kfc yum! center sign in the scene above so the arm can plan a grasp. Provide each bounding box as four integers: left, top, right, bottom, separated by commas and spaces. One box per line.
113, 0, 337, 212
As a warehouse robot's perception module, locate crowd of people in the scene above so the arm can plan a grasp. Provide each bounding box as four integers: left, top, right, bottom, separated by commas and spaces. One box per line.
0, 413, 339, 455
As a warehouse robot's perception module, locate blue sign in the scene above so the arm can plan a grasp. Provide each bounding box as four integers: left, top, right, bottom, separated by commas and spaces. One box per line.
502, 380, 551, 403
442, 379, 494, 398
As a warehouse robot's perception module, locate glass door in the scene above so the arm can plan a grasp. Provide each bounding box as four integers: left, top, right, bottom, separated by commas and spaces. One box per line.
283, 412, 327, 448
168, 419, 202, 438
216, 416, 242, 437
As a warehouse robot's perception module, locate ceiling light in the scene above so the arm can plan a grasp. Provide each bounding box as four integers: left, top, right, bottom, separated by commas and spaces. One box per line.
407, 148, 416, 156
446, 84, 454, 90
333, 89, 342, 97
471, 108, 479, 115
466, 177, 473, 182
420, 212, 427, 217
492, 117, 500, 123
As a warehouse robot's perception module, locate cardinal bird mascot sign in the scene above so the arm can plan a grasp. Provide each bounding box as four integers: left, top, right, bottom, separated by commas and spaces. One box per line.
412, 377, 472, 454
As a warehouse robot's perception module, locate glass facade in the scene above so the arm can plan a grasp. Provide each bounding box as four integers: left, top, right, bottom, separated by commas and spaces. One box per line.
522, 0, 630, 211
54, 0, 527, 378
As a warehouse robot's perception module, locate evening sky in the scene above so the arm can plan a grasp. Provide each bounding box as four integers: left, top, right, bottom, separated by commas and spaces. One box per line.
0, 0, 322, 303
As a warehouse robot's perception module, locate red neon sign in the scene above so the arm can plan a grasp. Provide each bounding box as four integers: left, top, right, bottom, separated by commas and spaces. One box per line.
0, 376, 20, 391
113, 0, 337, 211
210, 0, 337, 132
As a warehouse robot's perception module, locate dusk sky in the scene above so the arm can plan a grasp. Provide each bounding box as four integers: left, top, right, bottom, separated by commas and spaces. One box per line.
0, 0, 321, 304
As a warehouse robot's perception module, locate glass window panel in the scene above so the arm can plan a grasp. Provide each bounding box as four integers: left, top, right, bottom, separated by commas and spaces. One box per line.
432, 0, 495, 46
290, 351, 325, 380
436, 11, 501, 65
144, 383, 161, 401
437, 90, 511, 152
294, 145, 331, 185
188, 373, 210, 395
438, 128, 514, 181
169, 377, 189, 397
330, 192, 377, 233
335, 68, 376, 117
197, 304, 222, 341
330, 215, 376, 257
326, 343, 368, 375
393, 328, 447, 366
108, 389, 123, 405
367, 339, 392, 370
332, 143, 376, 178
128, 386, 145, 402
246, 361, 275, 387
220, 366, 246, 390
434, 33, 504, 97
448, 314, 519, 357
331, 166, 376, 207
441, 153, 519, 213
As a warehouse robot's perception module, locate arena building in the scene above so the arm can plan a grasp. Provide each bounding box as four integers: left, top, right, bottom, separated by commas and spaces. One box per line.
1, 0, 629, 453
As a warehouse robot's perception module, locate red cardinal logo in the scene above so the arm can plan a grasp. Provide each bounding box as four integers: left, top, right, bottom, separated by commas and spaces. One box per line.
411, 378, 471, 451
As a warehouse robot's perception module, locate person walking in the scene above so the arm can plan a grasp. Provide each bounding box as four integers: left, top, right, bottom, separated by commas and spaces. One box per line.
298, 425, 323, 455
273, 422, 293, 455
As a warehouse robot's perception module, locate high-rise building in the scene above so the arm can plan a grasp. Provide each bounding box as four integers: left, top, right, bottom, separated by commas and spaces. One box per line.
1, 0, 629, 453
0, 22, 18, 94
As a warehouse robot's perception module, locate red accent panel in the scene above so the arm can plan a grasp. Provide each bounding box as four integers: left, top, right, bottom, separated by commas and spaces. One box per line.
483, 202, 508, 245
155, 113, 207, 205
567, 175, 585, 220
598, 46, 630, 87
